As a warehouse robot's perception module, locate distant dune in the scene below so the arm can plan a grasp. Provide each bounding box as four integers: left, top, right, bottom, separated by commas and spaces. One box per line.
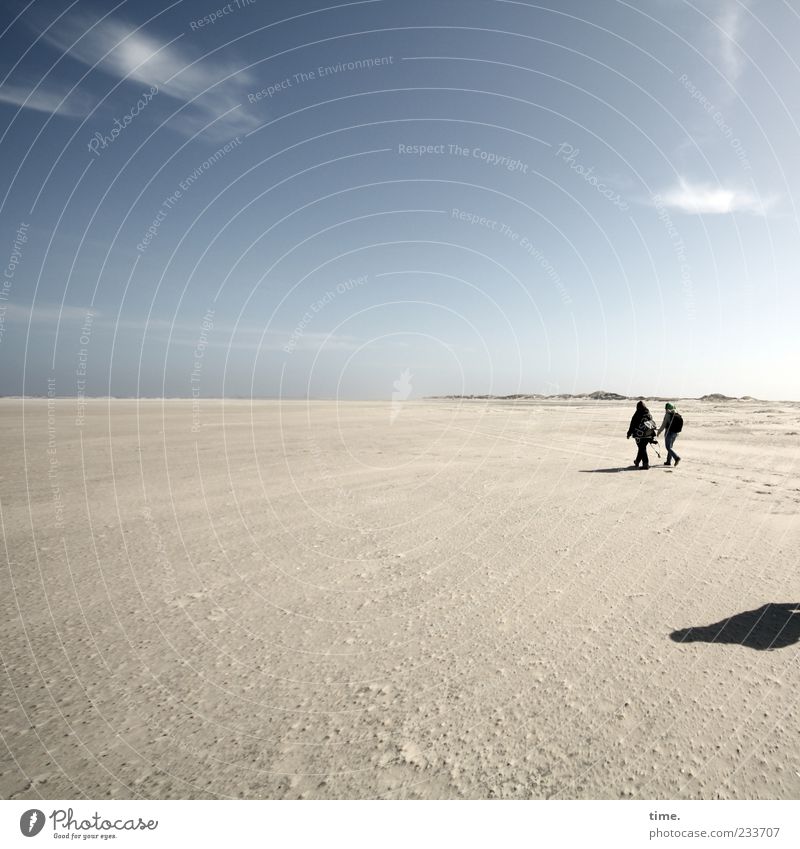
698, 393, 737, 402
428, 390, 763, 402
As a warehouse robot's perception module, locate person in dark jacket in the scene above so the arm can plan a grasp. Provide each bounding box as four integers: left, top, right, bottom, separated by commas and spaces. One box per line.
626, 400, 653, 469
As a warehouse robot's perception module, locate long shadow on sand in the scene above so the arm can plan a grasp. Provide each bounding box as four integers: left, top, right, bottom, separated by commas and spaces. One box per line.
670, 603, 800, 650
580, 466, 640, 473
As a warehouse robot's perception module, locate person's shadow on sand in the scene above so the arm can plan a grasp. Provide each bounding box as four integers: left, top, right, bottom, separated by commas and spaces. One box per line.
579, 466, 640, 473
670, 603, 800, 650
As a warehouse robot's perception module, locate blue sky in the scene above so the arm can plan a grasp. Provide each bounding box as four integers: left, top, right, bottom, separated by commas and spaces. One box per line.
1, 0, 798, 399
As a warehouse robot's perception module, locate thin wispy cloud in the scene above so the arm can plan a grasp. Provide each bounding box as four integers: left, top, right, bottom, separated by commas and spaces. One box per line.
713, 0, 747, 82
0, 79, 96, 118
263, 331, 365, 353
658, 177, 773, 215
3, 303, 99, 323
34, 12, 260, 138
2, 306, 368, 354
143, 330, 366, 354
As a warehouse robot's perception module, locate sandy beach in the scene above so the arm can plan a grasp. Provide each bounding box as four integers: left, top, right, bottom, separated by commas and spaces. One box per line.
1, 397, 798, 800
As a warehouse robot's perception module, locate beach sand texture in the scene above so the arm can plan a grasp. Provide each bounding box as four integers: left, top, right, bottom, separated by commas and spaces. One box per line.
1, 398, 799, 799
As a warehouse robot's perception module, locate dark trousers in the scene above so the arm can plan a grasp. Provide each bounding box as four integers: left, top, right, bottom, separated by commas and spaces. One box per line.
635, 438, 650, 468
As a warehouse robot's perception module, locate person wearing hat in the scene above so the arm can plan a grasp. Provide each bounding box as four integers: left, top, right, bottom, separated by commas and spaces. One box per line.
657, 402, 682, 467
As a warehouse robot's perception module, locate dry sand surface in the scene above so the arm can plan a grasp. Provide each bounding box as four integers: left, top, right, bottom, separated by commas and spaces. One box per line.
1, 397, 799, 800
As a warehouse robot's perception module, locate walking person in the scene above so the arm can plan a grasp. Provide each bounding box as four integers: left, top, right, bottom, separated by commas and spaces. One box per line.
657, 402, 683, 466
627, 400, 656, 469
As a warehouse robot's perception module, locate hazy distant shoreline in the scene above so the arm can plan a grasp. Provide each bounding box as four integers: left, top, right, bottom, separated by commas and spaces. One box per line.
0, 392, 785, 402
426, 391, 766, 402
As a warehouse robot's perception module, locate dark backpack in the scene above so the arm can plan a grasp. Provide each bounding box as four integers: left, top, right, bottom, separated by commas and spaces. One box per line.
671, 412, 684, 433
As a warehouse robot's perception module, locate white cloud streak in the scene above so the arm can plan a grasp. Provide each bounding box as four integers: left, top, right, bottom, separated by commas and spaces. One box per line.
33, 12, 259, 137
0, 80, 96, 118
1, 305, 366, 353
2, 303, 99, 323
713, 1, 747, 81
658, 178, 774, 215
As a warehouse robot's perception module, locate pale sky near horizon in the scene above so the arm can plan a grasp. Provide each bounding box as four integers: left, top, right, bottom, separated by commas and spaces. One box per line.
1, 0, 798, 400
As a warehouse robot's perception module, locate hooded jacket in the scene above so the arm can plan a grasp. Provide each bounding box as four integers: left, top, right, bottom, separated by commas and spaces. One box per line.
657, 409, 678, 437
627, 401, 652, 440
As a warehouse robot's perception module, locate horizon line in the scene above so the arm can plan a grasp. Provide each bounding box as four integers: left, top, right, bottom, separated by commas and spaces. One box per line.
2, 393, 796, 403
